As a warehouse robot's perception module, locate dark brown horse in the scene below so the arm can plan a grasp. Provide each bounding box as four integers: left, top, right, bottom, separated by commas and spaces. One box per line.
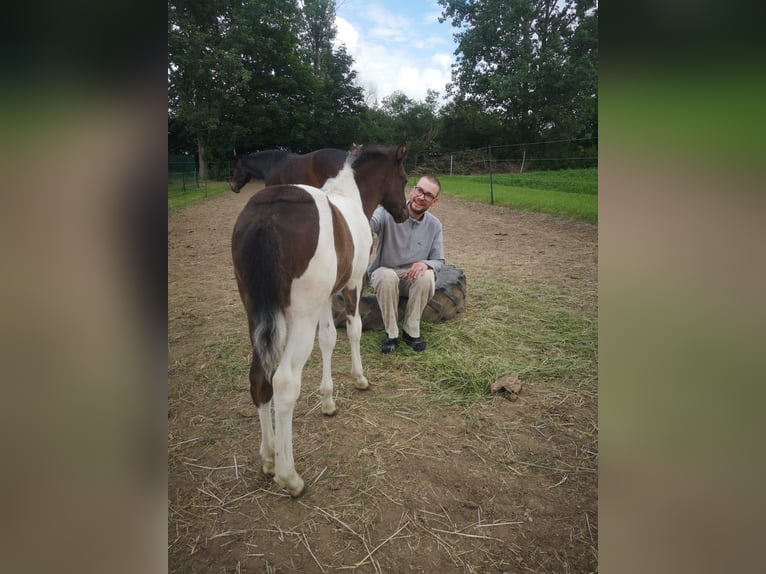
230, 148, 347, 192
232, 145, 408, 497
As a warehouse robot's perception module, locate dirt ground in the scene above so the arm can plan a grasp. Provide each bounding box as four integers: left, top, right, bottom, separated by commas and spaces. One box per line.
168, 181, 598, 573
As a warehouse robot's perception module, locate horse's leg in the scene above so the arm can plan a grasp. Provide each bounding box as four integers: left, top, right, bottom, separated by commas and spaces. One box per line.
271, 315, 317, 497
342, 286, 369, 390
318, 301, 337, 416
246, 316, 275, 475
257, 401, 275, 475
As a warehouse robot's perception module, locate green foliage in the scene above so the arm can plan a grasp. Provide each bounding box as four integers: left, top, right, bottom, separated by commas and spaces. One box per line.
168, 0, 598, 178
437, 101, 507, 151
169, 0, 364, 171
376, 90, 441, 163
300, 0, 338, 78
169, 0, 263, 171
438, 0, 598, 144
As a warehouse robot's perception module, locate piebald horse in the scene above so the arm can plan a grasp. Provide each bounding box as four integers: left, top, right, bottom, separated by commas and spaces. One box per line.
230, 148, 347, 192
231, 145, 408, 497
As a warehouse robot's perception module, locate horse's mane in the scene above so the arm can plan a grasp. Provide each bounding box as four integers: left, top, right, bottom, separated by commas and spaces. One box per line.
234, 150, 295, 180
246, 149, 293, 160
350, 145, 392, 171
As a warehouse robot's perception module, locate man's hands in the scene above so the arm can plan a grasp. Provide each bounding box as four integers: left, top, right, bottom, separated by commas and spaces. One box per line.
407, 261, 429, 281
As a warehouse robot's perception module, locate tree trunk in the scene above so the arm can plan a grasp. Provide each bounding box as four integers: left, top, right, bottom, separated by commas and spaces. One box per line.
196, 134, 208, 181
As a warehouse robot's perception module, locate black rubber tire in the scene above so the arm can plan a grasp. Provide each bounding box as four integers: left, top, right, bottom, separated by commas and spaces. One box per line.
332, 264, 467, 331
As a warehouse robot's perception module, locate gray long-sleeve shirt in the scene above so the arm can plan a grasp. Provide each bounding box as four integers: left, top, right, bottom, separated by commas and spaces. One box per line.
367, 206, 445, 276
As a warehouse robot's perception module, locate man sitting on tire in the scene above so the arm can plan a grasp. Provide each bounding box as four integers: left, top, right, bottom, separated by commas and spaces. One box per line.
368, 175, 445, 354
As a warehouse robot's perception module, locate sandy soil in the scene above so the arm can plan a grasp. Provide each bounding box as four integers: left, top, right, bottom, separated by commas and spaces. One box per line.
168, 181, 598, 573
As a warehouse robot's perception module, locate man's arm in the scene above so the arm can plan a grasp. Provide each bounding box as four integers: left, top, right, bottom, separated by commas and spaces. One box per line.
423, 222, 445, 273
370, 206, 385, 234
407, 221, 445, 280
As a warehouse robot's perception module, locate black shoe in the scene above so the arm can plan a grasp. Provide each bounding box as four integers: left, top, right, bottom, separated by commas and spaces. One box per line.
381, 337, 399, 354
402, 331, 427, 352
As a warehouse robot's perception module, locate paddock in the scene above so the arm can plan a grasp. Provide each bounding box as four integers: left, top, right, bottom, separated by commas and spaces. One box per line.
168, 181, 598, 572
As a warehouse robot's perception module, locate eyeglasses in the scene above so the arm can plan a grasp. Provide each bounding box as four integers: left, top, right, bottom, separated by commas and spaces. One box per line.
412, 185, 438, 201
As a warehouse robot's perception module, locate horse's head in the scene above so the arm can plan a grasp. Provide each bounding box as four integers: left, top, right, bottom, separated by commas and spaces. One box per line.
230, 155, 252, 193
351, 144, 408, 222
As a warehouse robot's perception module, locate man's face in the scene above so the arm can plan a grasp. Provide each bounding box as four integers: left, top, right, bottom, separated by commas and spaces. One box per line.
409, 177, 439, 215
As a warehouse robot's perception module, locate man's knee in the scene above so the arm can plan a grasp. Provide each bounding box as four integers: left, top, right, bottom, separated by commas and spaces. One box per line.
411, 269, 435, 298
371, 268, 399, 292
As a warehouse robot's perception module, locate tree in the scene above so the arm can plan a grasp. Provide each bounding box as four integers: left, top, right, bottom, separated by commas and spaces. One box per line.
299, 0, 337, 79
379, 90, 441, 166
294, 0, 365, 150
168, 0, 253, 179
305, 44, 365, 149
223, 0, 314, 155
170, 0, 435, 171
437, 99, 506, 151
438, 0, 598, 145
170, 0, 314, 174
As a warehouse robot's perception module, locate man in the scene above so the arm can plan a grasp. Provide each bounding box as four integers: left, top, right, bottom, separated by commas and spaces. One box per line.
368, 175, 445, 353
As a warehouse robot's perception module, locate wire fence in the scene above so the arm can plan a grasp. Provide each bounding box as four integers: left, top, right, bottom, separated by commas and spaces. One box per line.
168, 154, 200, 193
168, 137, 598, 191
412, 137, 598, 176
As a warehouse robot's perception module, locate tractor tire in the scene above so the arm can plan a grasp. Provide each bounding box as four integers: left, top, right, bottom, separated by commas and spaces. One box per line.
332, 264, 467, 331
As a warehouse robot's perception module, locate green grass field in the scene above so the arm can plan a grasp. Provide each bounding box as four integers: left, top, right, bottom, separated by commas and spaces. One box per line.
426, 168, 598, 224
168, 175, 231, 213
353, 278, 597, 404
168, 168, 598, 223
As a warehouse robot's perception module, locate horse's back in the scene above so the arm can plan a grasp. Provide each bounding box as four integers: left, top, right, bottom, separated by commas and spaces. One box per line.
241, 150, 294, 179
248, 185, 315, 206
233, 185, 322, 300
313, 148, 348, 164
266, 148, 347, 187
312, 149, 348, 184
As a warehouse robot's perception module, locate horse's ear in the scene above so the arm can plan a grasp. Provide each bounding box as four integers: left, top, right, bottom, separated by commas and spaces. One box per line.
396, 144, 407, 161
233, 148, 237, 158
349, 143, 362, 157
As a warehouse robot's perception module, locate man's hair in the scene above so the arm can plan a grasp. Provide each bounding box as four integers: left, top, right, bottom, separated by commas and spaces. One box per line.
421, 174, 441, 196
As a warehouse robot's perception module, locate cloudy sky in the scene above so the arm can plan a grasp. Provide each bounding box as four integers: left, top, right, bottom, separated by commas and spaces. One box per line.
333, 0, 459, 105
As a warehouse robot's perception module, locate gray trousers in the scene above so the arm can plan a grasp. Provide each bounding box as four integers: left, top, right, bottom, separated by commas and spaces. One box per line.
369, 267, 435, 339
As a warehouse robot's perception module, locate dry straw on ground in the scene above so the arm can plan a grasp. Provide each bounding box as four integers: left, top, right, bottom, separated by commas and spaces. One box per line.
169, 183, 598, 572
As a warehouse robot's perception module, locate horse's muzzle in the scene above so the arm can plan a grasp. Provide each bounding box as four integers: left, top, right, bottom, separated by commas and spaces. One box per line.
391, 203, 409, 223
392, 210, 408, 223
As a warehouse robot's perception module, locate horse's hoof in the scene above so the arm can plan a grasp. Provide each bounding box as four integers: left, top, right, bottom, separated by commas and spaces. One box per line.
262, 459, 275, 475
321, 397, 337, 416
354, 377, 370, 390
276, 473, 305, 498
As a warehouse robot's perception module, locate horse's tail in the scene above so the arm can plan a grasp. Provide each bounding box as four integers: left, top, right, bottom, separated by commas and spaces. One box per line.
235, 222, 286, 405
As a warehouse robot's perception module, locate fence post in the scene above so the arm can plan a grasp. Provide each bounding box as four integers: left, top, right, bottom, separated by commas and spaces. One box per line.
488, 144, 494, 205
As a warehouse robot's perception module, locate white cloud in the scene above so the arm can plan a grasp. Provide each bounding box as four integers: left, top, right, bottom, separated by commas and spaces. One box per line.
334, 17, 358, 51
424, 12, 442, 24
333, 10, 454, 105
431, 52, 453, 68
